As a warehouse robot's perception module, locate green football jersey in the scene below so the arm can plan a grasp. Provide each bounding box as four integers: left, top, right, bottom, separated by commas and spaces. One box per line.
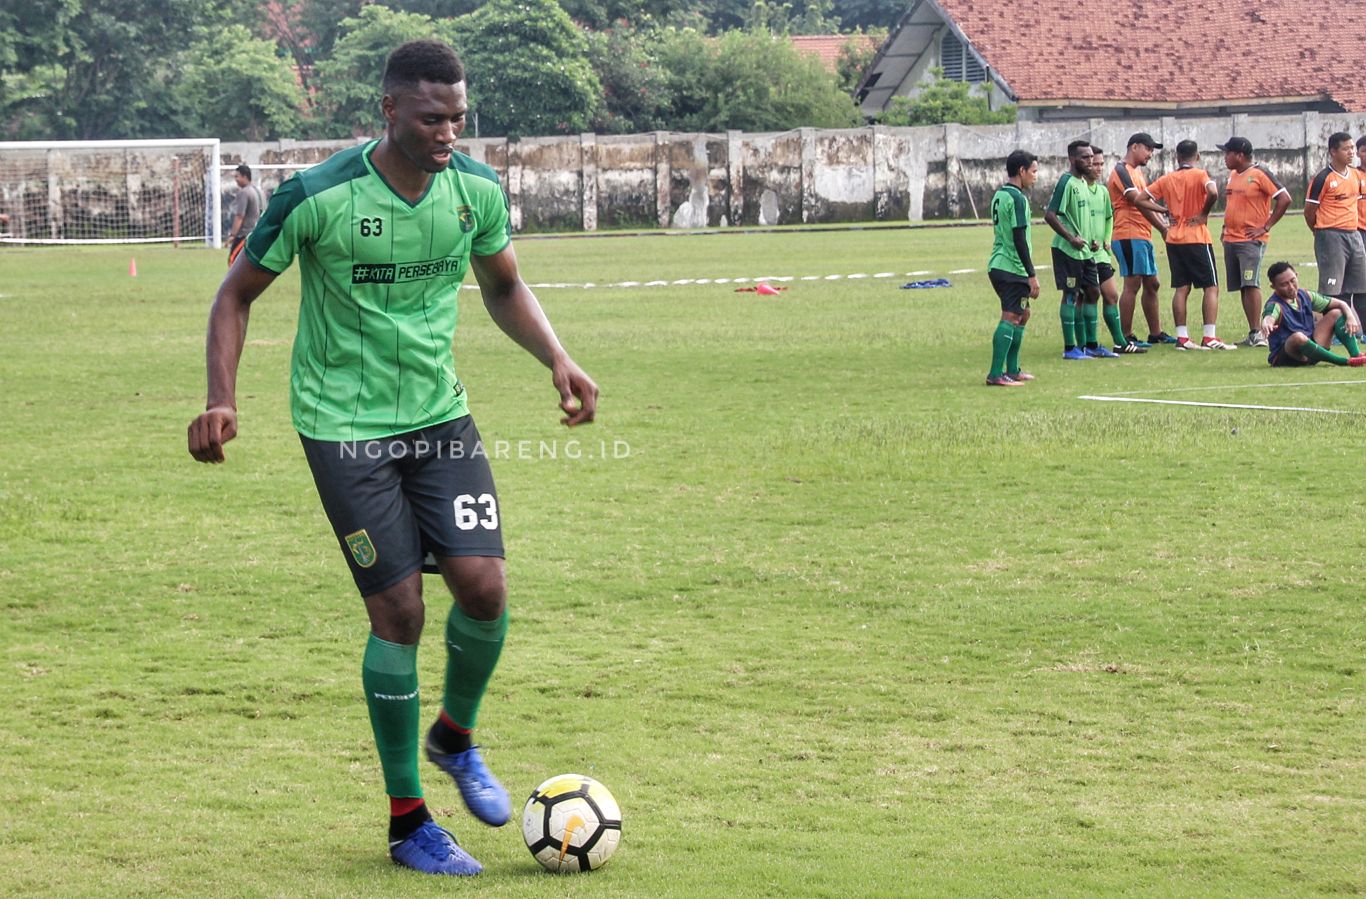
988, 184, 1032, 278
1047, 173, 1091, 260
1086, 180, 1114, 263
246, 141, 511, 441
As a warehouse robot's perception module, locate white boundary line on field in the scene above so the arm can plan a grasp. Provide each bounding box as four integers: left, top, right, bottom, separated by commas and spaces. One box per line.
455, 259, 1321, 291
1078, 395, 1363, 415
1098, 378, 1366, 396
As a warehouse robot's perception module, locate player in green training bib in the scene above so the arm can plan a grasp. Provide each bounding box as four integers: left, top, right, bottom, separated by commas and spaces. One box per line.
985, 149, 1040, 386
187, 40, 598, 878
1089, 145, 1146, 354
1045, 141, 1116, 359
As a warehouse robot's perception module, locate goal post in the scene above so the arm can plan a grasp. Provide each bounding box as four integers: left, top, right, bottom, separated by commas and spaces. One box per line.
0, 139, 222, 248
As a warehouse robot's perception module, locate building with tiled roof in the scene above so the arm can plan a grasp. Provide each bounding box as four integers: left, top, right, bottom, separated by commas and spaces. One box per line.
790, 34, 883, 74
857, 0, 1366, 120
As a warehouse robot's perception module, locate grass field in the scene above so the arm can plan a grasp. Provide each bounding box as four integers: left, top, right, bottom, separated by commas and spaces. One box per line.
1, 222, 1363, 897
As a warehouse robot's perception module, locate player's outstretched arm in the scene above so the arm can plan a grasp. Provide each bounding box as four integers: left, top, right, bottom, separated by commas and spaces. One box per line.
471, 245, 598, 427
187, 258, 278, 463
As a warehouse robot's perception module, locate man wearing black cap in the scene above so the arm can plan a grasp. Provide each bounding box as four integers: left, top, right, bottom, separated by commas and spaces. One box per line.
1218, 137, 1290, 347
1106, 133, 1174, 347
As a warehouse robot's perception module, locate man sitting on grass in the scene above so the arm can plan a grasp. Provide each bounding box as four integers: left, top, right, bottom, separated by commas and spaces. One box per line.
1260, 261, 1366, 367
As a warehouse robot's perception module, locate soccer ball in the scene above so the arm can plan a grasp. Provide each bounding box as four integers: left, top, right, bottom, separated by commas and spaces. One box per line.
521, 774, 622, 872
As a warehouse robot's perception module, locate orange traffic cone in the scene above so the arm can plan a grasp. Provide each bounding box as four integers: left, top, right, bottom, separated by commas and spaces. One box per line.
129, 258, 138, 277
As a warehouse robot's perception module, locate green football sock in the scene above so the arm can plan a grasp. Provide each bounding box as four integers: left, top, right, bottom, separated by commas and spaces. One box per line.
1333, 317, 1361, 356
1102, 303, 1126, 346
1080, 301, 1099, 345
989, 320, 1014, 378
1300, 340, 1349, 366
1059, 295, 1077, 348
1006, 323, 1026, 374
362, 634, 423, 798
442, 606, 508, 730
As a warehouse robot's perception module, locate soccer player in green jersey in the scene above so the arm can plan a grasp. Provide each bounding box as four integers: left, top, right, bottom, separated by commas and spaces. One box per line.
1089, 146, 1145, 354
1045, 141, 1117, 359
986, 149, 1040, 386
187, 40, 598, 877
1260, 261, 1366, 366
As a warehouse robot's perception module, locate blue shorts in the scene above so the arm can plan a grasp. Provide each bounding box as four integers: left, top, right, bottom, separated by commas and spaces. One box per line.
1113, 238, 1158, 278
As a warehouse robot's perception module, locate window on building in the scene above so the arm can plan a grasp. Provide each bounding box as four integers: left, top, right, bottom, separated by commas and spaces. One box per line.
940, 32, 985, 83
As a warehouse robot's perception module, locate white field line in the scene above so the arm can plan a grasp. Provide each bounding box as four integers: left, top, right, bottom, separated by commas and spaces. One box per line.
1100, 378, 1366, 396
459, 259, 1320, 291
472, 269, 970, 290
1079, 395, 1362, 415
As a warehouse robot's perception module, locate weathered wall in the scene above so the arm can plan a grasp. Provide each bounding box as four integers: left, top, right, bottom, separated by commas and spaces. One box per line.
211, 110, 1366, 234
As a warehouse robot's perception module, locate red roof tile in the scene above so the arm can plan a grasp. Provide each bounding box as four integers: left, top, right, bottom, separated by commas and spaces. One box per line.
936, 0, 1366, 112
791, 34, 882, 73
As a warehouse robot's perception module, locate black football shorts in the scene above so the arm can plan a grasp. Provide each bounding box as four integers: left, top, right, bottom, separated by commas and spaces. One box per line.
300, 415, 504, 596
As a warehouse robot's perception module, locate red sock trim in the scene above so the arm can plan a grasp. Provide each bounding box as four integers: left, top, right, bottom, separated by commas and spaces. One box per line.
438, 709, 471, 734
390, 796, 425, 817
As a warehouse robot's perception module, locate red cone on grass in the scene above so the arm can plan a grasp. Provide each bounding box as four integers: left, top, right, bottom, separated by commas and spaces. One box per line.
754, 282, 780, 296
129, 258, 138, 277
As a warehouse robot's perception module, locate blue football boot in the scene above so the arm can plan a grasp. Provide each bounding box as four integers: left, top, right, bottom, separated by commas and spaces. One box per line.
390, 820, 483, 876
425, 736, 511, 827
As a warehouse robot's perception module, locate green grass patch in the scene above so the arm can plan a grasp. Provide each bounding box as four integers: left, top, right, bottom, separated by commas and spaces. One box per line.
0, 225, 1361, 897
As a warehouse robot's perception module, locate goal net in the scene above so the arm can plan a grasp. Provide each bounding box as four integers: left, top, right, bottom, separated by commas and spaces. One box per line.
0, 139, 221, 247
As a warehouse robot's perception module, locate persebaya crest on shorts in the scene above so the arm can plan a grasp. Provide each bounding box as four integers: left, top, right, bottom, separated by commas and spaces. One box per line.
246, 141, 512, 441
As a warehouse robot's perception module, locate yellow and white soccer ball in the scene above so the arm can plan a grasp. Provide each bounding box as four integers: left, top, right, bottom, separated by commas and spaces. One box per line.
521, 774, 622, 872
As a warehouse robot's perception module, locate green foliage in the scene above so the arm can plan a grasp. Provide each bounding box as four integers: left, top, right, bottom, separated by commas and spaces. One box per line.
879, 68, 1016, 126
174, 26, 305, 141
314, 4, 454, 138
584, 22, 672, 134
657, 28, 862, 132
743, 0, 840, 35
451, 0, 601, 138
831, 0, 904, 30
0, 0, 235, 139
835, 30, 882, 94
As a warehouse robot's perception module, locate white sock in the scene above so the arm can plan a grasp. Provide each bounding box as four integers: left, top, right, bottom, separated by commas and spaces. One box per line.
1176, 326, 1189, 339
1203, 324, 1217, 339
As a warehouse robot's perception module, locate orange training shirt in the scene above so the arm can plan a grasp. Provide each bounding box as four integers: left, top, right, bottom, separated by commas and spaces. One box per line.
1147, 165, 1215, 245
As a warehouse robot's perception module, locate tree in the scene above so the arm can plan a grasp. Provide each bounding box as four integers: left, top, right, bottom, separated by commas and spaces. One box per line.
835, 31, 882, 95
878, 69, 1015, 126
657, 28, 862, 132
450, 0, 601, 139
831, 0, 904, 31
175, 25, 305, 141
584, 21, 672, 134
0, 0, 237, 139
314, 5, 455, 138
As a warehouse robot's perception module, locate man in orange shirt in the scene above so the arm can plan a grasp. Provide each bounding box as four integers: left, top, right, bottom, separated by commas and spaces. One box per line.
1304, 132, 1365, 307
1218, 137, 1290, 348
1147, 140, 1232, 350
1356, 135, 1366, 321
1107, 133, 1174, 347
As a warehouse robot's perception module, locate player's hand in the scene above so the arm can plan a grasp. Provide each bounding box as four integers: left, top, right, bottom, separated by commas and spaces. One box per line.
1261, 318, 1277, 336
1069, 235, 1086, 250
1027, 276, 1040, 300
552, 357, 598, 427
188, 405, 238, 463
1187, 215, 1208, 227
1089, 240, 1100, 251
1247, 226, 1268, 239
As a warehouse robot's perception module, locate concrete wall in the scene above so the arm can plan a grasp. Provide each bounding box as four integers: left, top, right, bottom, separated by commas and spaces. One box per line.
200, 109, 1366, 234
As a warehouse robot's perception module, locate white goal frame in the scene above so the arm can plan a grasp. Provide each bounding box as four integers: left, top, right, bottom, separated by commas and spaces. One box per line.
0, 138, 222, 248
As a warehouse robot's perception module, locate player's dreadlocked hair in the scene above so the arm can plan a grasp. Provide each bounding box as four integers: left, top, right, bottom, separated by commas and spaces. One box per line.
383, 39, 464, 95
